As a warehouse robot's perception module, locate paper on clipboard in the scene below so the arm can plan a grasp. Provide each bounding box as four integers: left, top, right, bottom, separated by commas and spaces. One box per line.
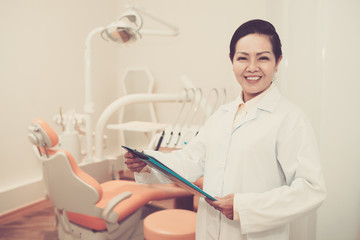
122, 145, 217, 201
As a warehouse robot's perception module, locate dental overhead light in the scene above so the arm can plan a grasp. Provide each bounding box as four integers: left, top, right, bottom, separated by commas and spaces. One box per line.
101, 10, 142, 44
101, 5, 179, 44
84, 5, 179, 162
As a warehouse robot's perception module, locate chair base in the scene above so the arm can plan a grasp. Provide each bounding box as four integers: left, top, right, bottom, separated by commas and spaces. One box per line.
57, 209, 143, 240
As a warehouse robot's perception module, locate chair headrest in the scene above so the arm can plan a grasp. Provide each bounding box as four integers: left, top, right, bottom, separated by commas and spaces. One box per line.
28, 118, 59, 148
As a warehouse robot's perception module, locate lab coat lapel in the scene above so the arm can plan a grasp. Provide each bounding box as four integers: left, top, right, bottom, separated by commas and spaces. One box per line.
218, 100, 240, 134
232, 86, 281, 131
233, 108, 257, 131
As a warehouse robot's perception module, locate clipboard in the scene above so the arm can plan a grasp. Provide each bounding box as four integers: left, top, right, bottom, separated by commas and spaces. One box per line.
122, 145, 217, 201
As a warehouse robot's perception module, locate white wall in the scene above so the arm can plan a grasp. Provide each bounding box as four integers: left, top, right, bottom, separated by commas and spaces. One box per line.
1, 0, 359, 239
316, 0, 360, 239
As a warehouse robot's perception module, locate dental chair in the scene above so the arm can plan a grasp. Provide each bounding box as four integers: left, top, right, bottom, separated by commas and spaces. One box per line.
28, 119, 193, 240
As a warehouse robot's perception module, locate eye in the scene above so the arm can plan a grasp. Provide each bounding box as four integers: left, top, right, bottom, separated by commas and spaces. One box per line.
259, 56, 270, 61
237, 57, 247, 61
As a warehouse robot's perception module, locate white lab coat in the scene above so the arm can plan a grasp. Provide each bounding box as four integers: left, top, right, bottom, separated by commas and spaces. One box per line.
136, 86, 326, 240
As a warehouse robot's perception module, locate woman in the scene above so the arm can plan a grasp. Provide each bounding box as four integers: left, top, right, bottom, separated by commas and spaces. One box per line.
124, 19, 326, 240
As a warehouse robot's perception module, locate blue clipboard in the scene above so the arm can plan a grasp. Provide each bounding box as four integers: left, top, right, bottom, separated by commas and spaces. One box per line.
122, 145, 217, 201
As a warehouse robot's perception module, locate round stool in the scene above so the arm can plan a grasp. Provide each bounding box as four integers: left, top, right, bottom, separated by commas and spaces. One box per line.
143, 209, 196, 240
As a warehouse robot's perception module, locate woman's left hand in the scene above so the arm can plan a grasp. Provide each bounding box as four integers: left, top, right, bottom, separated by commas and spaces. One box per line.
205, 194, 234, 220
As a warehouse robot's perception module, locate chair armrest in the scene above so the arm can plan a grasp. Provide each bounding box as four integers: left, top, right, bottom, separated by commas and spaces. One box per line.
102, 191, 132, 223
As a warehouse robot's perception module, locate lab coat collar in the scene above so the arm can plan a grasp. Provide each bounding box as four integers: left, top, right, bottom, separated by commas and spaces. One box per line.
257, 85, 281, 113
221, 85, 281, 113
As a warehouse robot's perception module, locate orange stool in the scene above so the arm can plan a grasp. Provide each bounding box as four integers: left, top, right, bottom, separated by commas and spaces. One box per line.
143, 209, 196, 240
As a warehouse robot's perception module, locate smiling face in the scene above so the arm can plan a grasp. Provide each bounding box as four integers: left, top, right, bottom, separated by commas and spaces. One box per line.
232, 33, 282, 102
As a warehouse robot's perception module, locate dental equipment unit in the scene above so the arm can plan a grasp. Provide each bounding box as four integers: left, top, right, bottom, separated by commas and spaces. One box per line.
151, 87, 226, 150
95, 86, 225, 158
84, 5, 179, 162
54, 4, 225, 163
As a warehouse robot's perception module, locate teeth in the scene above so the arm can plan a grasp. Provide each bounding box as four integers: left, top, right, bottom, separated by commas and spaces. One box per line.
246, 76, 261, 81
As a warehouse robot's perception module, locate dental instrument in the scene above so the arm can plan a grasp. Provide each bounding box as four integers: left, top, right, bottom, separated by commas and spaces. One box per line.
194, 88, 220, 136
173, 88, 203, 147
172, 88, 196, 146
165, 89, 190, 146
145, 87, 225, 150
184, 89, 203, 128
154, 130, 165, 151
53, 109, 85, 162
59, 107, 65, 131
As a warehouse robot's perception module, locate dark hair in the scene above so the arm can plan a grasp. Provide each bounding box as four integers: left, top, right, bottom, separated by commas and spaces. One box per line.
229, 19, 282, 63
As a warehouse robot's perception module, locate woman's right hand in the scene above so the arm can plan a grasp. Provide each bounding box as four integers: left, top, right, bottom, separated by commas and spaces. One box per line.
124, 151, 147, 173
